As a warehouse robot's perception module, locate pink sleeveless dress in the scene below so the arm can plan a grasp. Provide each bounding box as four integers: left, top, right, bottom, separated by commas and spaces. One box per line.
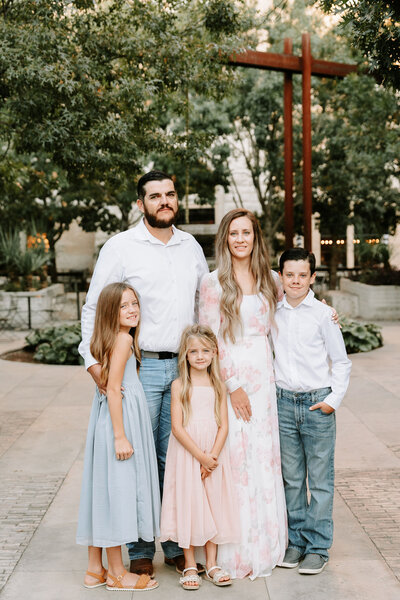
160, 386, 240, 549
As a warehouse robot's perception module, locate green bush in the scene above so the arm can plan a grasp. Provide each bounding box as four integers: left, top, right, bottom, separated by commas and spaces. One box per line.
352, 267, 400, 286
340, 316, 383, 354
25, 323, 83, 365
0, 228, 51, 290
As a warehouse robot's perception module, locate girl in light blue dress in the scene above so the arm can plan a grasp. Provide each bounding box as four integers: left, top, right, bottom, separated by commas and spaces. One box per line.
76, 282, 160, 592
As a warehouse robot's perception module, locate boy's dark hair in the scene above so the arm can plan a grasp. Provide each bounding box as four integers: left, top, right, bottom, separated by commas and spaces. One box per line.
137, 170, 174, 200
279, 248, 316, 275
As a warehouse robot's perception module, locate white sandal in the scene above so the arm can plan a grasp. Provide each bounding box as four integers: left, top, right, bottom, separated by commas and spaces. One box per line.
205, 565, 232, 586
179, 567, 201, 590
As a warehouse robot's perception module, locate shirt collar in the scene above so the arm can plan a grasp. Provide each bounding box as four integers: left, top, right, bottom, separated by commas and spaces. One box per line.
132, 218, 190, 246
278, 288, 315, 310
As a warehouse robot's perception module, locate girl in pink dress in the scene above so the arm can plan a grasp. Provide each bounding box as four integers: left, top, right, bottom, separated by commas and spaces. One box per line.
160, 325, 240, 590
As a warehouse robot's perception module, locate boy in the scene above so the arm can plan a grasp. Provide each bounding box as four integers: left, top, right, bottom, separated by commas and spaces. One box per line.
272, 248, 351, 575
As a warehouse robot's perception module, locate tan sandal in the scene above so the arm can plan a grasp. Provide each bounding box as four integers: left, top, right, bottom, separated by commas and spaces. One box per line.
205, 565, 232, 586
106, 570, 159, 592
179, 567, 201, 590
83, 567, 107, 588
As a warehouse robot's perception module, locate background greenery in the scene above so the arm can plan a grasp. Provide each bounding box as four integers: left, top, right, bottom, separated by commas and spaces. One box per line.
0, 0, 399, 287
25, 323, 83, 365
340, 316, 383, 354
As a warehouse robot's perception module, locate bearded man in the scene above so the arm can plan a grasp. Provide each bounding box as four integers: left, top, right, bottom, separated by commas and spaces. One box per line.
79, 170, 208, 577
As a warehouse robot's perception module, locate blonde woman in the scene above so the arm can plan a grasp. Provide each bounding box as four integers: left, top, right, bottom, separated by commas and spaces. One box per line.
199, 209, 287, 579
160, 325, 240, 590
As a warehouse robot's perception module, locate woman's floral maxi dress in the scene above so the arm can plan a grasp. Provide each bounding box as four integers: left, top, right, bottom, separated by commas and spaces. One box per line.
199, 270, 287, 579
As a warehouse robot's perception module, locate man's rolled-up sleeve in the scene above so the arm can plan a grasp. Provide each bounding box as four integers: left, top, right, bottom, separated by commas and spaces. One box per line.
78, 241, 125, 369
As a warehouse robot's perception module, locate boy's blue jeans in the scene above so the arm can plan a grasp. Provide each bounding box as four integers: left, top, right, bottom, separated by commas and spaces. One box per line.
126, 356, 181, 561
276, 385, 336, 560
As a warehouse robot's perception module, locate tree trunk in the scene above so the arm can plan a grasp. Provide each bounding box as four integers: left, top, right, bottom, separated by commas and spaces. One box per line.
48, 239, 58, 283
184, 86, 190, 224
329, 245, 340, 290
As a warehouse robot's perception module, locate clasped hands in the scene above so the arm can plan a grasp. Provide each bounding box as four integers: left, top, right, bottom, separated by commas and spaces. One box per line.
200, 452, 218, 480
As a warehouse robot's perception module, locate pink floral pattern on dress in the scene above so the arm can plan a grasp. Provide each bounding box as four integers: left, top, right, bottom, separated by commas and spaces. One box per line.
199, 270, 287, 580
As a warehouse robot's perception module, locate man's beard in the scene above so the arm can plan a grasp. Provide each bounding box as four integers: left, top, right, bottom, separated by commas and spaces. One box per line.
144, 205, 177, 229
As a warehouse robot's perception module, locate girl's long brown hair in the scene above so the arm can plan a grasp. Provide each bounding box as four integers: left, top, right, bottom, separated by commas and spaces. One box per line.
178, 325, 223, 427
90, 282, 141, 387
215, 208, 279, 343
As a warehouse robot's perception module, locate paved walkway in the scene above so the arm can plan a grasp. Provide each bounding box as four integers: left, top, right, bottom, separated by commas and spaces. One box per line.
0, 324, 399, 600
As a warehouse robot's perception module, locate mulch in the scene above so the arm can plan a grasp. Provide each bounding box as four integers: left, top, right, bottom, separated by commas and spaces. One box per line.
0, 348, 37, 363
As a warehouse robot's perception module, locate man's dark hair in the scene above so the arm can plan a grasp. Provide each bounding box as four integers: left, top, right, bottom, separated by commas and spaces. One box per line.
137, 170, 174, 200
279, 248, 316, 275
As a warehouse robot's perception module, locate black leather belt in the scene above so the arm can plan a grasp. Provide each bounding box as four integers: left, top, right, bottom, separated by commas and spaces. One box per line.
141, 350, 178, 360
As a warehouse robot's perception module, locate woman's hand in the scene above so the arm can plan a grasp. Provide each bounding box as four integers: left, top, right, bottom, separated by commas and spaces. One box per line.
201, 453, 218, 472
230, 387, 252, 422
321, 299, 340, 326
115, 436, 134, 461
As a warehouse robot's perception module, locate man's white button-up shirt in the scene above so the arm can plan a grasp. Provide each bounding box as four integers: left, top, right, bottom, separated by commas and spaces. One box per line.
271, 290, 352, 410
79, 218, 209, 369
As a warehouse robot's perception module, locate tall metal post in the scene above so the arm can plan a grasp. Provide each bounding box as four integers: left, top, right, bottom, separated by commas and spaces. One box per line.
302, 33, 312, 251
283, 38, 294, 249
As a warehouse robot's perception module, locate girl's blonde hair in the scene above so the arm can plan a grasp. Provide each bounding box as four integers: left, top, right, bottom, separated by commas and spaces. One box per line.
215, 208, 279, 343
178, 325, 223, 427
90, 282, 141, 387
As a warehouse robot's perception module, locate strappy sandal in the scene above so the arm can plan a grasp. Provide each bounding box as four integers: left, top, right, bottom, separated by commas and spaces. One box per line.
205, 565, 232, 586
106, 570, 159, 592
179, 567, 201, 591
83, 567, 107, 588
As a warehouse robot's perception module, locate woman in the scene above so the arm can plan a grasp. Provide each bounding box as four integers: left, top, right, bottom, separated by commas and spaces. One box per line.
199, 208, 287, 580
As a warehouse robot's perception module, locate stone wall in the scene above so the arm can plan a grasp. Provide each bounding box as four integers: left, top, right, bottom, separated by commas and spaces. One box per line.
0, 285, 84, 330
340, 279, 400, 320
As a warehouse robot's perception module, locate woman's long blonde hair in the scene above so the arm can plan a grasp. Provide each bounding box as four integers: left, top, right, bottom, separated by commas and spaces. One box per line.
215, 208, 278, 343
90, 282, 141, 387
178, 325, 223, 427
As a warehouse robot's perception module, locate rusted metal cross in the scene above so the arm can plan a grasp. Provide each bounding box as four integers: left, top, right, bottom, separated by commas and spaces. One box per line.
230, 33, 357, 251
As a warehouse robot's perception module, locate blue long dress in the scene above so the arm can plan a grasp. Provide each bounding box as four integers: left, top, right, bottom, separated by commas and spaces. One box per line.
76, 353, 160, 547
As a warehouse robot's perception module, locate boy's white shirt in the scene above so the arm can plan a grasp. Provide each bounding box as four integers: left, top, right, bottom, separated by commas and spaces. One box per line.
271, 289, 352, 410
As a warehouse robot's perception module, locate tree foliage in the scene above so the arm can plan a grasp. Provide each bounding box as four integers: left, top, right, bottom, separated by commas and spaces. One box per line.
312, 73, 399, 285
318, 0, 400, 89
0, 0, 256, 243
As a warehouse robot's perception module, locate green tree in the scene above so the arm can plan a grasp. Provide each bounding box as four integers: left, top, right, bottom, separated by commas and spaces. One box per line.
318, 0, 400, 89
313, 74, 400, 287
218, 69, 303, 254
0, 0, 256, 242
0, 151, 80, 278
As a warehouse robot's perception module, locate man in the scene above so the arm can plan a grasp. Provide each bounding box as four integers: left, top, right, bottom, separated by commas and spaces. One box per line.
79, 170, 209, 575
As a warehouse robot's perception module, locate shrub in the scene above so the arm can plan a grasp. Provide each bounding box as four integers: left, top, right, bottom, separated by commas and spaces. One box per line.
351, 267, 400, 286
25, 323, 83, 365
340, 316, 383, 354
0, 228, 50, 290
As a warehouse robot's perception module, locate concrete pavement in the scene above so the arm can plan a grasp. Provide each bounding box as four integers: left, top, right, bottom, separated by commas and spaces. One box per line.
0, 325, 399, 600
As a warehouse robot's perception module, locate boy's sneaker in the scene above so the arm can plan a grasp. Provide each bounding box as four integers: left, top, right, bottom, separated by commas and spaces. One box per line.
298, 554, 327, 575
279, 547, 304, 568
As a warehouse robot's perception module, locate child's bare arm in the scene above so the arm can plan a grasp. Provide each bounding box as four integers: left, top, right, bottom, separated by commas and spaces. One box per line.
210, 388, 229, 458
171, 379, 218, 472
107, 332, 134, 461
